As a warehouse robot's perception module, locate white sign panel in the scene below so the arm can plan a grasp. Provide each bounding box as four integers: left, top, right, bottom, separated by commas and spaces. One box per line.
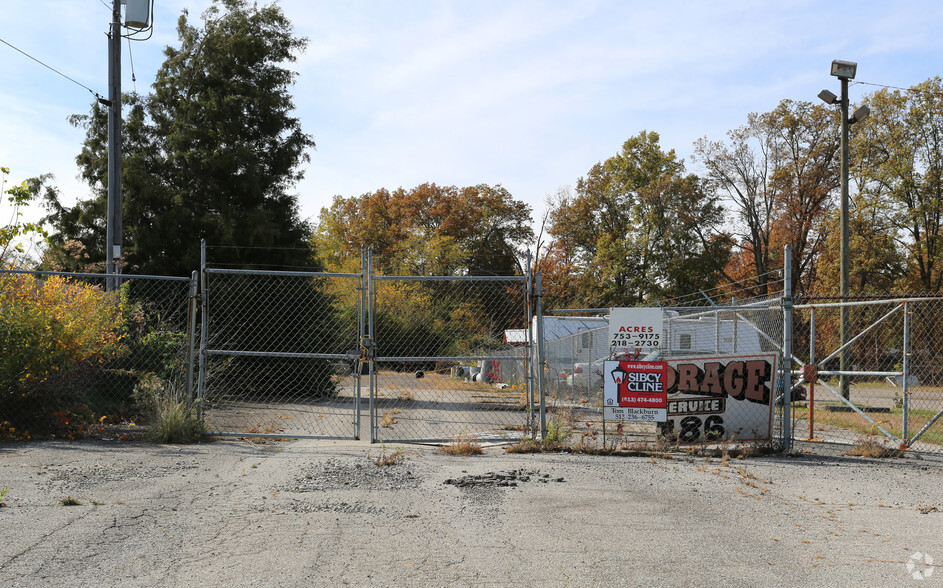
604, 406, 665, 422
608, 308, 663, 350
656, 354, 777, 443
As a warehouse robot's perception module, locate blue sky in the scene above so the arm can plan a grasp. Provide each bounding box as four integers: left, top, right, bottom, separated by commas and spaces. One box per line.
3, 0, 943, 232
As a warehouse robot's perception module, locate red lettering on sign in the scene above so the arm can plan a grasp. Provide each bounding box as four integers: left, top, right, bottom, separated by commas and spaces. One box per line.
724, 361, 745, 400
699, 362, 723, 396
744, 360, 771, 404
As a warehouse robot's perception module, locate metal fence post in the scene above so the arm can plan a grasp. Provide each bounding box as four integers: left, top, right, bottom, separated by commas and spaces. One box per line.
525, 251, 535, 429
903, 300, 910, 444
367, 247, 377, 443
186, 270, 199, 407
535, 271, 546, 439
196, 239, 208, 421
782, 245, 793, 450
355, 247, 366, 440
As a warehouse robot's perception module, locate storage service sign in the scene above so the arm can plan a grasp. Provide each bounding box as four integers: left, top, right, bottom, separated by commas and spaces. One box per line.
608, 308, 663, 350
655, 354, 778, 443
603, 361, 668, 422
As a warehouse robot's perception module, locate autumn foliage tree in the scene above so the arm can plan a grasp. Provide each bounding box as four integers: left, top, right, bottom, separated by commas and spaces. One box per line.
695, 100, 839, 298
313, 182, 533, 276
314, 183, 534, 362
542, 131, 729, 308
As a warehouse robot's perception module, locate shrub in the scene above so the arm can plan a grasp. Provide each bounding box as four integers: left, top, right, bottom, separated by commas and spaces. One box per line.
1, 274, 125, 405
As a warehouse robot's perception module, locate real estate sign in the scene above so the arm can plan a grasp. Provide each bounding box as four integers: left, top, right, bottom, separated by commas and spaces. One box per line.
603, 360, 668, 422
608, 308, 663, 351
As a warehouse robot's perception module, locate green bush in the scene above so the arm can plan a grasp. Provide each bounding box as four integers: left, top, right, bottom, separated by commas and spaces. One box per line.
0, 274, 127, 432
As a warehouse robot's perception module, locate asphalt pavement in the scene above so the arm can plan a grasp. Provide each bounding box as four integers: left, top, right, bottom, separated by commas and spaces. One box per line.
1, 439, 942, 587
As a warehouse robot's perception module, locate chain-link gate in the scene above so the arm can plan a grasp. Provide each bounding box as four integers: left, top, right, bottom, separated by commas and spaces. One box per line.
790, 297, 943, 454
366, 253, 534, 443
197, 254, 366, 439
197, 247, 534, 443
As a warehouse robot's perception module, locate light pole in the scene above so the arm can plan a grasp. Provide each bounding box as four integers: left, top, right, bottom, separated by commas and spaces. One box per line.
818, 59, 869, 399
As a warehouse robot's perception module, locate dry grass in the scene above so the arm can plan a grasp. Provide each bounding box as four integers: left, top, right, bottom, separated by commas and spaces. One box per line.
380, 409, 401, 428
792, 405, 943, 445
440, 437, 484, 456
843, 435, 905, 458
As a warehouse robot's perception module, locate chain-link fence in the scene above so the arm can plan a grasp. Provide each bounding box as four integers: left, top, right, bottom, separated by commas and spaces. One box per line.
369, 273, 533, 443
540, 297, 787, 451
11, 247, 941, 459
790, 296, 943, 456
1, 269, 194, 440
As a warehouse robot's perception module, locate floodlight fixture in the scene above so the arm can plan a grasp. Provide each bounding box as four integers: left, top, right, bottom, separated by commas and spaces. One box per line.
830, 59, 858, 79
818, 89, 839, 104
851, 105, 871, 124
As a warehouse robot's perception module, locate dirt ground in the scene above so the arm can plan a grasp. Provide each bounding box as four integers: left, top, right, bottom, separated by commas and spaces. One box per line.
2, 438, 942, 587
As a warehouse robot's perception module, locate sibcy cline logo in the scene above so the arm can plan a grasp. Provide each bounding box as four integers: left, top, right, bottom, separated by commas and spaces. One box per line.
906, 552, 935, 581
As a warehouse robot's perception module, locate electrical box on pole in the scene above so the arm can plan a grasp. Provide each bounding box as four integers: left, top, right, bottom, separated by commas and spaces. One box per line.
125, 0, 151, 29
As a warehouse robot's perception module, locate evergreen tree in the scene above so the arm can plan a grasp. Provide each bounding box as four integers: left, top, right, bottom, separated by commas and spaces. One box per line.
44, 0, 315, 275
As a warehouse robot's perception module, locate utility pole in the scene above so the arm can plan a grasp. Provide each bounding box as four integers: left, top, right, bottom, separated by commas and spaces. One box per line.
107, 0, 123, 290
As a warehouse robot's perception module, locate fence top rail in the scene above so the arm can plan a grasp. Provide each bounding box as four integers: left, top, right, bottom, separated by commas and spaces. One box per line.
794, 296, 942, 310
375, 355, 527, 362
0, 268, 191, 282
373, 274, 526, 282
204, 267, 360, 278
547, 299, 780, 316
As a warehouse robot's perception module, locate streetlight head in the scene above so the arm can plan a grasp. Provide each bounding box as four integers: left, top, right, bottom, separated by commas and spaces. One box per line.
818, 89, 839, 104
851, 105, 871, 124
830, 59, 858, 79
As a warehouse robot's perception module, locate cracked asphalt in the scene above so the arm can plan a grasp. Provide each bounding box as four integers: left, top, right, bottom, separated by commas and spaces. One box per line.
1, 439, 942, 587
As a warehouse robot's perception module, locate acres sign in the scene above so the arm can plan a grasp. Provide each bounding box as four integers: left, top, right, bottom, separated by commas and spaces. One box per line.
608, 308, 663, 350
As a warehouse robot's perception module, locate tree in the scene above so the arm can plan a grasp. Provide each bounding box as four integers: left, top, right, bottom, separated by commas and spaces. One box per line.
41, 0, 334, 400
853, 77, 943, 292
44, 0, 315, 275
544, 131, 729, 307
1, 167, 47, 267
695, 100, 840, 298
313, 182, 534, 276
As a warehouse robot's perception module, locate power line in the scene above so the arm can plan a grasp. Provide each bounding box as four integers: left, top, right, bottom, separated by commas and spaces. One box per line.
0, 36, 105, 102
852, 80, 909, 91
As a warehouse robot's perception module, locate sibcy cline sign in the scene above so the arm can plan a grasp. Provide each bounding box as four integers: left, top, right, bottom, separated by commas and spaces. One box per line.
604, 354, 777, 443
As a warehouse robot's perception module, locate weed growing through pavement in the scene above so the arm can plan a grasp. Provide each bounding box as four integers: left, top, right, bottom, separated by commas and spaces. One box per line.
373, 442, 409, 466
844, 433, 905, 458
441, 437, 484, 456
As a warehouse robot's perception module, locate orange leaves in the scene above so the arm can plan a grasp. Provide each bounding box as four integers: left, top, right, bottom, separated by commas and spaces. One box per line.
0, 273, 126, 390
